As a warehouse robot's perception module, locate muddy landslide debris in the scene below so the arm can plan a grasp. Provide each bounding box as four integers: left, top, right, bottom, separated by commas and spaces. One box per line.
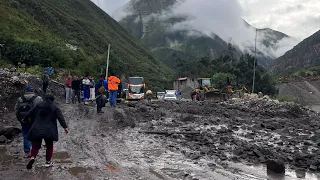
123, 99, 320, 172
0, 68, 65, 141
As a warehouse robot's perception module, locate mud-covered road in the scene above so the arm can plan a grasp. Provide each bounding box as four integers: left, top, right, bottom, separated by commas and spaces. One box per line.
1, 98, 320, 180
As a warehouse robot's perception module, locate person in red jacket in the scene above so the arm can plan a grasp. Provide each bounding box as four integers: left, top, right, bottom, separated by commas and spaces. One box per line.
65, 74, 72, 104
108, 73, 121, 107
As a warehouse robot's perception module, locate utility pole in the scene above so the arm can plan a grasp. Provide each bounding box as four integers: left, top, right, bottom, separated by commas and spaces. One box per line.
106, 44, 111, 78
252, 28, 257, 94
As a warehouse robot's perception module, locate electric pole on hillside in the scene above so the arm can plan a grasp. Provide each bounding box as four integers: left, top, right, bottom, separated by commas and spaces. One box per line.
106, 44, 111, 78
252, 28, 258, 93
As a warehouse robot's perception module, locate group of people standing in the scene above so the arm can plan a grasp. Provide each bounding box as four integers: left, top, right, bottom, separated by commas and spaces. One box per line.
64, 73, 121, 113
65, 74, 96, 105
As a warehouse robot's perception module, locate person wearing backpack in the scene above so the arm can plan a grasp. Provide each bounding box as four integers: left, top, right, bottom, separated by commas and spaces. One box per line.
95, 75, 107, 113
15, 85, 43, 158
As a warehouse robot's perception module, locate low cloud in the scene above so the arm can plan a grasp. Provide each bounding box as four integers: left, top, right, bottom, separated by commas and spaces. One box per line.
165, 0, 299, 58
111, 0, 302, 59
239, 0, 320, 41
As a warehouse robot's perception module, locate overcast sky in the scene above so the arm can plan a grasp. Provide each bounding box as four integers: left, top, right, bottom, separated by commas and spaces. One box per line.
91, 0, 320, 41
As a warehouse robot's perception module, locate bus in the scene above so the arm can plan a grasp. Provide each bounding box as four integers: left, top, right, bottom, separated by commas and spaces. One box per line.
126, 77, 145, 100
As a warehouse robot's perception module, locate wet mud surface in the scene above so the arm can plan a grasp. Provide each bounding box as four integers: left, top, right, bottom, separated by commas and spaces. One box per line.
2, 69, 320, 179
0, 98, 320, 179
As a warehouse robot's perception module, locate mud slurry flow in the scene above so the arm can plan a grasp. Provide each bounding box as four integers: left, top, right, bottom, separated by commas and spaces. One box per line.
1, 99, 320, 179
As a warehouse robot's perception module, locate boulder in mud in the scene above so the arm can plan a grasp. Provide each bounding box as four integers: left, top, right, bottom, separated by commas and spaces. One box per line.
253, 148, 264, 158
295, 168, 306, 178
0, 135, 7, 143
0, 126, 21, 139
267, 159, 285, 174
309, 165, 317, 171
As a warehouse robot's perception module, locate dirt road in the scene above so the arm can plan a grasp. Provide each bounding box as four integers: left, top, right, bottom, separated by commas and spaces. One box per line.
1, 98, 320, 180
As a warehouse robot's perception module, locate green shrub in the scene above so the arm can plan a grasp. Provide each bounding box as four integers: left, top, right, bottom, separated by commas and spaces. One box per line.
17, 62, 26, 73
0, 60, 13, 68
212, 73, 233, 89
26, 65, 42, 76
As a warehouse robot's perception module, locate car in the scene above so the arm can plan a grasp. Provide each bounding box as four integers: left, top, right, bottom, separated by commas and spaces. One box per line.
156, 92, 165, 100
164, 93, 177, 101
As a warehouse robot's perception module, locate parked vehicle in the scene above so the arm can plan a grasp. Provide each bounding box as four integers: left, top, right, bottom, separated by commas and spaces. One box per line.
156, 92, 165, 100
126, 77, 145, 100
164, 93, 177, 101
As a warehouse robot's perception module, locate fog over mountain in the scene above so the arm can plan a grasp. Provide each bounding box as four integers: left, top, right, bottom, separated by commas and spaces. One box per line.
161, 0, 298, 58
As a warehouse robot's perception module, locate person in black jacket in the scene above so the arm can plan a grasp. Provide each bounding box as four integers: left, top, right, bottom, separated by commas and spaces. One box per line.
23, 94, 69, 169
71, 76, 81, 103
95, 75, 106, 113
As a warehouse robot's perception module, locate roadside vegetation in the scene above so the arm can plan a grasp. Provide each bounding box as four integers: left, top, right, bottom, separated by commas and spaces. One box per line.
0, 0, 173, 90
277, 66, 320, 84
175, 45, 277, 95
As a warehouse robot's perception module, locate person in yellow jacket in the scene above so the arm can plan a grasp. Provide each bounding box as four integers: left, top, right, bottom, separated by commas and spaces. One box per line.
146, 90, 152, 102
108, 73, 121, 107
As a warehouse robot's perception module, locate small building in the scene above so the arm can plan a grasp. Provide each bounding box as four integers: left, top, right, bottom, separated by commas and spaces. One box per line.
173, 77, 198, 91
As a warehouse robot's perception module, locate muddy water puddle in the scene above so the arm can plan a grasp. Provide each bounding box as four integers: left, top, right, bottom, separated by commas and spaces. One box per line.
53, 151, 72, 164
230, 162, 320, 180
68, 166, 93, 176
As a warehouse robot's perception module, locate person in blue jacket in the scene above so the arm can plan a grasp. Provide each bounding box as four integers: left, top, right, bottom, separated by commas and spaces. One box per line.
82, 75, 91, 105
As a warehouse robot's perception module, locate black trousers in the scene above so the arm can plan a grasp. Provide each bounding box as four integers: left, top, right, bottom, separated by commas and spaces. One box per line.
43, 82, 48, 93
73, 89, 81, 103
96, 95, 104, 112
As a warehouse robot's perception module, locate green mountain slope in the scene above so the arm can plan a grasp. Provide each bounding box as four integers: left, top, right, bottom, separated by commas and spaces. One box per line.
0, 0, 173, 89
271, 30, 320, 75
117, 0, 293, 68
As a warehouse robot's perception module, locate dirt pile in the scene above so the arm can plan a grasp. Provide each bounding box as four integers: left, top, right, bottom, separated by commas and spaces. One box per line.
277, 80, 320, 105
0, 68, 65, 130
123, 99, 320, 172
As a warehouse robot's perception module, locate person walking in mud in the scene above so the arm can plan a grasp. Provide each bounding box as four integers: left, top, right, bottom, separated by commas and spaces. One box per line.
177, 90, 182, 100
22, 94, 68, 169
108, 73, 121, 107
191, 90, 197, 101
95, 75, 107, 113
15, 85, 43, 158
65, 74, 72, 104
146, 89, 153, 103
42, 70, 50, 93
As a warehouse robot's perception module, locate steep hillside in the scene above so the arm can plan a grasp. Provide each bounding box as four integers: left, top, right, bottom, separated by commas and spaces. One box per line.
271, 30, 320, 75
0, 0, 173, 89
117, 0, 292, 68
